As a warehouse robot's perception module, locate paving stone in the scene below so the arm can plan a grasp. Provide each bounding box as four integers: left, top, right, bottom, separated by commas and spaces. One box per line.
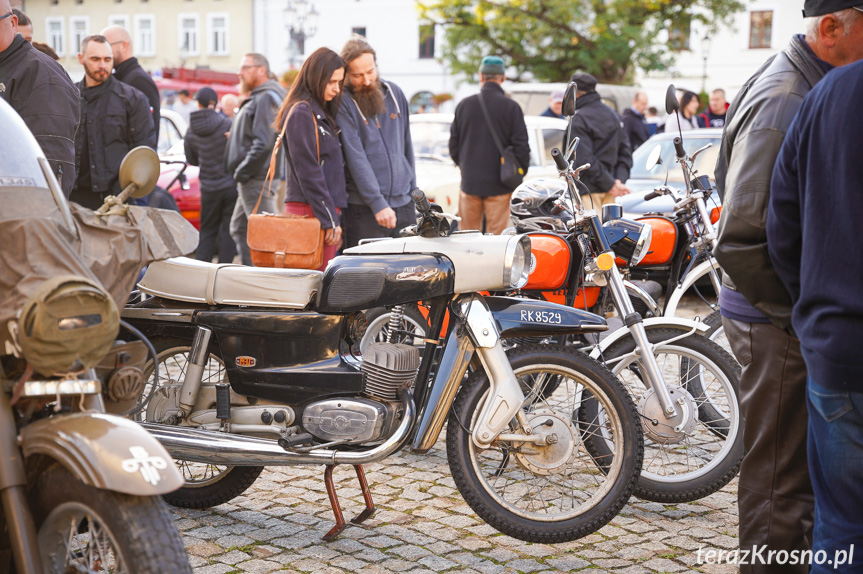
545, 555, 591, 571
214, 549, 252, 563
234, 559, 282, 573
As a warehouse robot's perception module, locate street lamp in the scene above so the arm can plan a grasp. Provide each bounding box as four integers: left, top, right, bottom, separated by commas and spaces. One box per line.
700, 33, 712, 94
285, 0, 319, 69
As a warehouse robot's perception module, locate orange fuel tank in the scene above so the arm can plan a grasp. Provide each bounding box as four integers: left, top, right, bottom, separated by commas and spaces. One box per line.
525, 234, 571, 290
635, 217, 677, 266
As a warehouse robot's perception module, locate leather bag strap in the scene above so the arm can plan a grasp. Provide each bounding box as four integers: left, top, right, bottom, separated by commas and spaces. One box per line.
477, 92, 505, 156
252, 102, 320, 216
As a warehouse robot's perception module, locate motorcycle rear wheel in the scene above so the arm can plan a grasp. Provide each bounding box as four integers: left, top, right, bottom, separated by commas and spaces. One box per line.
447, 345, 643, 543
360, 305, 428, 353
143, 339, 264, 509
30, 463, 191, 573
589, 328, 742, 503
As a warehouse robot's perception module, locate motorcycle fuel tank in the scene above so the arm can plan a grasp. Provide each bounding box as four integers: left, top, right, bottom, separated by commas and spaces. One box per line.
316, 254, 455, 313
524, 233, 571, 291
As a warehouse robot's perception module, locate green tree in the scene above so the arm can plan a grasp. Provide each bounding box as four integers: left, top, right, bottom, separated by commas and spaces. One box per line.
418, 0, 744, 84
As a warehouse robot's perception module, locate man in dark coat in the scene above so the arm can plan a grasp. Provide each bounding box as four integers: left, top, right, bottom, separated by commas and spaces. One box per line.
621, 91, 650, 150
567, 72, 631, 214
713, 2, 863, 570
184, 86, 237, 263
101, 25, 160, 139
70, 35, 156, 210
449, 55, 529, 234
0, 0, 79, 196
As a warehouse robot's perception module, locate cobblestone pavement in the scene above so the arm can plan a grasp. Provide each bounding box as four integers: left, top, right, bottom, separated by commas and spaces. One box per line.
177, 297, 740, 574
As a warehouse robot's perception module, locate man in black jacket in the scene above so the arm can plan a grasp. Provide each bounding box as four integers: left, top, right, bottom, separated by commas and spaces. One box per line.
621, 92, 650, 151
713, 2, 863, 570
0, 0, 79, 196
70, 35, 156, 210
449, 55, 529, 234
101, 25, 160, 139
184, 87, 237, 264
567, 73, 631, 215
225, 52, 285, 265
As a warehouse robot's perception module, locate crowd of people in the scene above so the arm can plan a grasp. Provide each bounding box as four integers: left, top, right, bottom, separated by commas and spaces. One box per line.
2, 1, 863, 567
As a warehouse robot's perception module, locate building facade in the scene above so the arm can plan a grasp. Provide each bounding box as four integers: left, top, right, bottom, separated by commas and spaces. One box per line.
21, 0, 253, 82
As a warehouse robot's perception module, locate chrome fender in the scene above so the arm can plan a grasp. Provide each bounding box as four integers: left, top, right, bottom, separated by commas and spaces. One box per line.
19, 413, 184, 495
664, 258, 721, 317
588, 316, 710, 357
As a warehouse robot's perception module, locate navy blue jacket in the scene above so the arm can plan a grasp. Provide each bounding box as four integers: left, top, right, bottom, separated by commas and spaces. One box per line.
283, 100, 345, 229
768, 59, 863, 392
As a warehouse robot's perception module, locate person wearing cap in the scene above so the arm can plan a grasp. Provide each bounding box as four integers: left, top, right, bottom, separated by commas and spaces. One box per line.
337, 35, 416, 247
713, 2, 863, 571
101, 25, 161, 139
541, 90, 565, 119
449, 55, 530, 234
184, 86, 238, 264
621, 91, 650, 150
566, 72, 631, 214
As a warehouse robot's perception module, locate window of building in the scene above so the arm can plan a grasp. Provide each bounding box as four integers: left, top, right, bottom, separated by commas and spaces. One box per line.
207, 13, 229, 55
134, 14, 156, 57
669, 18, 691, 51
69, 17, 89, 55
46, 17, 64, 57
352, 27, 366, 38
419, 23, 434, 59
749, 10, 773, 49
178, 14, 200, 56
108, 15, 130, 29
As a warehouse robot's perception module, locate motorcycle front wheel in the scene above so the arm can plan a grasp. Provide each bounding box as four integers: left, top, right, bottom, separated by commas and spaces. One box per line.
591, 328, 742, 503
30, 464, 191, 573
142, 338, 264, 509
447, 344, 643, 543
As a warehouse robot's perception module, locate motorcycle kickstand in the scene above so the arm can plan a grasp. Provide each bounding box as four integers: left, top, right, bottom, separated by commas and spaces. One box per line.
322, 464, 376, 542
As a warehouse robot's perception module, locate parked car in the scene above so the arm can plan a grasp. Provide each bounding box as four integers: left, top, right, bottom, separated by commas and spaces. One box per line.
157, 109, 202, 229
615, 128, 723, 218
410, 113, 568, 216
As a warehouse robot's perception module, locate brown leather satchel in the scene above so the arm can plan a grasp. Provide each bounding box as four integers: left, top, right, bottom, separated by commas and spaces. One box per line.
246, 102, 325, 269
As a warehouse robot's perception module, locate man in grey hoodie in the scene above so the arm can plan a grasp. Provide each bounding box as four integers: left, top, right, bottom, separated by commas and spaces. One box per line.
338, 35, 416, 248
225, 52, 285, 265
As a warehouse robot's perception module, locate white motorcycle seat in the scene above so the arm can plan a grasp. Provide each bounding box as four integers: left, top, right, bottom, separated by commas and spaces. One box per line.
138, 257, 322, 309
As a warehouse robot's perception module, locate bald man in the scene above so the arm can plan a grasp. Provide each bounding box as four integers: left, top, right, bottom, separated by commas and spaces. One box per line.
100, 25, 160, 138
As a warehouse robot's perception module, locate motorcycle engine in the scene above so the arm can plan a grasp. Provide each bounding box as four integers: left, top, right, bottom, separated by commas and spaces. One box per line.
302, 343, 418, 444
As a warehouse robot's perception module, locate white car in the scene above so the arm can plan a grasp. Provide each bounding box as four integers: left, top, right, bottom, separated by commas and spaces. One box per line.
410, 113, 568, 217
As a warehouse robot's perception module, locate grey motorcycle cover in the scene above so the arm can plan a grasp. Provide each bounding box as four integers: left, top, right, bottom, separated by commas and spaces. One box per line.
0, 100, 197, 354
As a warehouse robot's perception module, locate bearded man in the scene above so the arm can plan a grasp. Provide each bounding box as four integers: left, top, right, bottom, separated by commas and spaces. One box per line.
70, 35, 155, 209
337, 35, 416, 247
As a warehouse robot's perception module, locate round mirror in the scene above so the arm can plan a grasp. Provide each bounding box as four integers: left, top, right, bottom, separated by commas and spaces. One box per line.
665, 84, 679, 114
118, 146, 160, 199
645, 144, 663, 171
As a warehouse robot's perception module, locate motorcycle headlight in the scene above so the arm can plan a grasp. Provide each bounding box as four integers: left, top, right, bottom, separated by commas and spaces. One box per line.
602, 218, 653, 267
504, 235, 532, 289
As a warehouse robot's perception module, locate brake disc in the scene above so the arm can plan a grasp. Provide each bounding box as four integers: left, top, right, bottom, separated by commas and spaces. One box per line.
638, 387, 699, 444
512, 409, 580, 476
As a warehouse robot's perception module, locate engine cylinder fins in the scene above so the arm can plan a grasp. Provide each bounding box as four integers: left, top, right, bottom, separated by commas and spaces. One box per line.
361, 342, 420, 401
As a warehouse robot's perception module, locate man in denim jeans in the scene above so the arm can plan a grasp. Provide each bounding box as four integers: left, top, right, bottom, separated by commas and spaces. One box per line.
768, 58, 863, 573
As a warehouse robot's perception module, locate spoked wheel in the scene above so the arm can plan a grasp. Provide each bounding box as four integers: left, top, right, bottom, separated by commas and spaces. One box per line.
360, 305, 428, 353
590, 328, 742, 503
31, 464, 192, 573
142, 339, 264, 508
703, 309, 731, 356
447, 345, 643, 543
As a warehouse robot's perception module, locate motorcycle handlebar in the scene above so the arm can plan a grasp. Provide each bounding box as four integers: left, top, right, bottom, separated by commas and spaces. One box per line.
644, 191, 661, 201
674, 137, 685, 159
551, 148, 568, 171
411, 188, 431, 214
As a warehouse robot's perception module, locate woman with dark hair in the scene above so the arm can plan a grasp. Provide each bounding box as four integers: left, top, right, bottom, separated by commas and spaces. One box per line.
274, 47, 346, 269
665, 91, 701, 132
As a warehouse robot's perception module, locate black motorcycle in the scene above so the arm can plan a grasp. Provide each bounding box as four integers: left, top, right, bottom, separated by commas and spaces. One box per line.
123, 190, 644, 543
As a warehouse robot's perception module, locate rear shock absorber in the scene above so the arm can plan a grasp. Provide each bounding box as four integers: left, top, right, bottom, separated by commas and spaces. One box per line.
387, 305, 405, 344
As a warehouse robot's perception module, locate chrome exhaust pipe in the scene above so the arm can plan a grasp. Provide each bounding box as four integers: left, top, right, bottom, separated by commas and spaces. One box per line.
140, 391, 415, 466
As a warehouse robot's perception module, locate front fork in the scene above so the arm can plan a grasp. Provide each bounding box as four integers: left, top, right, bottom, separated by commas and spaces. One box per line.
604, 258, 679, 420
